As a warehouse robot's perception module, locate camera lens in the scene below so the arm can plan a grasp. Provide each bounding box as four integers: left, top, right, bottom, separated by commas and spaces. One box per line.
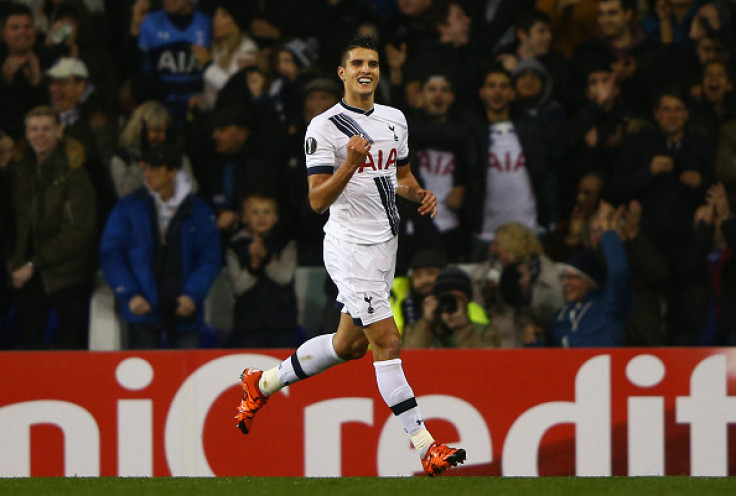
437, 294, 458, 314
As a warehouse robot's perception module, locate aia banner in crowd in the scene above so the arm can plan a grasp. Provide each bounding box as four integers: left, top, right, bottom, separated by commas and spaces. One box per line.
0, 348, 735, 477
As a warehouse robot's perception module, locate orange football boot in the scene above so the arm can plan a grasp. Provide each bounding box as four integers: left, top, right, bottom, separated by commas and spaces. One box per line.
235, 368, 269, 434
421, 443, 466, 476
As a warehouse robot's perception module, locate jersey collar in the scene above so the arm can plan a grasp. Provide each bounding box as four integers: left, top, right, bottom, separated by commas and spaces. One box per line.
340, 99, 374, 116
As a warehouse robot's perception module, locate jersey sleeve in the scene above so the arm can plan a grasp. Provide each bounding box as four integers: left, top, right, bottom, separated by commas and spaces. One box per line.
138, 17, 153, 51
397, 111, 410, 167
304, 119, 336, 176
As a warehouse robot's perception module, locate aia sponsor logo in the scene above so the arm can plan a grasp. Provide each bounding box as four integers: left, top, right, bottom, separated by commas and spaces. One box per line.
489, 151, 526, 171
357, 148, 397, 173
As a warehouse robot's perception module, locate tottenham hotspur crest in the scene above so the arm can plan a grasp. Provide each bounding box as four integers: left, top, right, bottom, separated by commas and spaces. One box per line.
364, 295, 374, 314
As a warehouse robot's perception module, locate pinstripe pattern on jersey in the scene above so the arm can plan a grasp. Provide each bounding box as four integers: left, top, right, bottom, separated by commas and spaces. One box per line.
374, 176, 399, 236
329, 113, 375, 144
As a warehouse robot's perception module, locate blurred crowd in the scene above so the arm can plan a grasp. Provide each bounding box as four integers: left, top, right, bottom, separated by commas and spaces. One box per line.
1, 0, 736, 350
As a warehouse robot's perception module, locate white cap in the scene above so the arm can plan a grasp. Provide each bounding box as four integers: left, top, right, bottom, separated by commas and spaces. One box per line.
46, 57, 89, 79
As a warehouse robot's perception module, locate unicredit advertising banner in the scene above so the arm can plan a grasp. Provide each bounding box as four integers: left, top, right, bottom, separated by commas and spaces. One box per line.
0, 348, 735, 477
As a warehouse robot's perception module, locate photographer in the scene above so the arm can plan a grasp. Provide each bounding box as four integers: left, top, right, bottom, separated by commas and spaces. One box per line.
402, 267, 499, 349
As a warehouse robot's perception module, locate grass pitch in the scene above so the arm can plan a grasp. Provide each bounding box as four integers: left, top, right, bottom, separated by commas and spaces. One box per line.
1, 476, 735, 496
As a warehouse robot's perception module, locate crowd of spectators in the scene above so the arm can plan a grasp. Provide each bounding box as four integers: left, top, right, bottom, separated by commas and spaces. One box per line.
1, 0, 735, 350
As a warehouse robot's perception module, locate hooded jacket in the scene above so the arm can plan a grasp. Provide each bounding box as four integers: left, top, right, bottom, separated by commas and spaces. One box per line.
11, 137, 96, 293
100, 172, 221, 332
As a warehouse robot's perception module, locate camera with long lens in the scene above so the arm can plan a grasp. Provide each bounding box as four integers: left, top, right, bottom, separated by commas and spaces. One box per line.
436, 293, 458, 314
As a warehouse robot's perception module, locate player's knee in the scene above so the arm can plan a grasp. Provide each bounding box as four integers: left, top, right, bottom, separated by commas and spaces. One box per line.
371, 333, 401, 359
334, 336, 369, 361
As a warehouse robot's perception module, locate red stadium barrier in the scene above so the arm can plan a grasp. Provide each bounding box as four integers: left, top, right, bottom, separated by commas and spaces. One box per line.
0, 348, 735, 477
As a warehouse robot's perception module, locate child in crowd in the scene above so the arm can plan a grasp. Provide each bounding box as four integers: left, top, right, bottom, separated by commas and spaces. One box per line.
226, 194, 298, 348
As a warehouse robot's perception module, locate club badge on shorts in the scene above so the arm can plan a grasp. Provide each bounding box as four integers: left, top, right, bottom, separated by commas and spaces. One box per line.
364, 295, 374, 314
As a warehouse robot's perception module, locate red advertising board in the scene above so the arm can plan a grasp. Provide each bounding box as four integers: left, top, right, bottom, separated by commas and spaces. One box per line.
0, 348, 735, 477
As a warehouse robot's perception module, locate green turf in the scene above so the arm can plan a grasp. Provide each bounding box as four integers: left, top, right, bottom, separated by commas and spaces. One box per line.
0, 477, 735, 496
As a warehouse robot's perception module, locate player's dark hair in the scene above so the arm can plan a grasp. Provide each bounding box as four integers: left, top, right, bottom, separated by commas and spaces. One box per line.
515, 9, 551, 34
340, 35, 379, 66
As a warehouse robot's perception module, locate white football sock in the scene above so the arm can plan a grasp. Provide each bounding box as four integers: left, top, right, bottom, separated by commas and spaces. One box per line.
411, 428, 435, 458
259, 333, 344, 395
374, 358, 434, 454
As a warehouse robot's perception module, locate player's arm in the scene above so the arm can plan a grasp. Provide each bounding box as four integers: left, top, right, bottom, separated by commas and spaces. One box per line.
397, 163, 437, 218
308, 135, 371, 214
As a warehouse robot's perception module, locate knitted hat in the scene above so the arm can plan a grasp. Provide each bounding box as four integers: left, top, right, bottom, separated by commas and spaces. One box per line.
211, 105, 253, 129
302, 77, 342, 98
432, 267, 472, 300
409, 249, 447, 271
284, 37, 319, 69
563, 251, 606, 287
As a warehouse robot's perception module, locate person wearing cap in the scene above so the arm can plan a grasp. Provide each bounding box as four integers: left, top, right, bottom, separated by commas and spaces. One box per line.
8, 105, 96, 349
392, 248, 490, 333
391, 248, 446, 332
268, 37, 320, 125
100, 143, 221, 349
46, 57, 90, 129
402, 266, 499, 349
46, 56, 114, 226
203, 105, 283, 242
549, 202, 631, 347
197, 0, 259, 112
43, 1, 118, 113
301, 77, 342, 123
0, 3, 54, 139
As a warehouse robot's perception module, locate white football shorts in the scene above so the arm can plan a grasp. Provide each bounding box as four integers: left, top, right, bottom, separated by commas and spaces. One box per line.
323, 233, 398, 327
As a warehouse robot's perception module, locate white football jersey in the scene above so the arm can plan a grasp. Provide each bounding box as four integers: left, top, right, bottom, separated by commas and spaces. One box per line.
305, 100, 410, 244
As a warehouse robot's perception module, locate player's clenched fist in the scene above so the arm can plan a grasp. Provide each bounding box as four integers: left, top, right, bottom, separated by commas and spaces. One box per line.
345, 135, 371, 170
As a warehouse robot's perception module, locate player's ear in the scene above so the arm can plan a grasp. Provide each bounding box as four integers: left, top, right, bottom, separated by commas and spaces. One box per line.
337, 66, 345, 82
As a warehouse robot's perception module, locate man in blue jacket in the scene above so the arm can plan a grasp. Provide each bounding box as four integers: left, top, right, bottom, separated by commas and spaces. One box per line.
550, 202, 631, 347
100, 144, 220, 349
